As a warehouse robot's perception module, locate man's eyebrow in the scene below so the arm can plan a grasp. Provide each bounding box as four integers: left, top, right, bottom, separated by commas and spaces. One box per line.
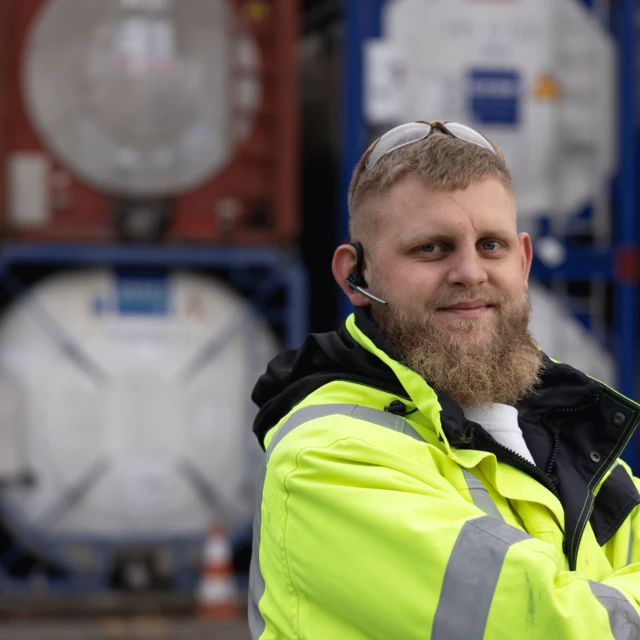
398, 229, 513, 246
475, 229, 514, 240
398, 232, 454, 246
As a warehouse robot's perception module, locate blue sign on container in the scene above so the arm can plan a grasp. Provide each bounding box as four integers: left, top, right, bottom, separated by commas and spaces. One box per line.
116, 272, 171, 316
469, 69, 520, 125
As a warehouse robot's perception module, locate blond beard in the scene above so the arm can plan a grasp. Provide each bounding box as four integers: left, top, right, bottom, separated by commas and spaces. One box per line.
371, 289, 542, 407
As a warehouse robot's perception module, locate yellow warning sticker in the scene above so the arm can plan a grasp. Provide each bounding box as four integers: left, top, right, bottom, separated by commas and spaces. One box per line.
534, 73, 561, 101
246, 0, 269, 22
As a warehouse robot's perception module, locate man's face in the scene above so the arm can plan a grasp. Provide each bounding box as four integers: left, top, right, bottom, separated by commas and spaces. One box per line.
367, 174, 529, 336
365, 174, 541, 406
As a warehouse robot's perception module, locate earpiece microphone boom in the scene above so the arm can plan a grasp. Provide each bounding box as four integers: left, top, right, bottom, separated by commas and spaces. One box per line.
345, 275, 388, 306
344, 242, 388, 306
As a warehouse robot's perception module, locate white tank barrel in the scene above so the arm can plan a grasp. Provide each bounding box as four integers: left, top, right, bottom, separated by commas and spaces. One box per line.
23, 0, 262, 197
367, 0, 616, 224
0, 270, 277, 539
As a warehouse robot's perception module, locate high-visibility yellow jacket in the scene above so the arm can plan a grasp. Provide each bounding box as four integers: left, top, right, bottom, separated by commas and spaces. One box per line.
249, 309, 640, 639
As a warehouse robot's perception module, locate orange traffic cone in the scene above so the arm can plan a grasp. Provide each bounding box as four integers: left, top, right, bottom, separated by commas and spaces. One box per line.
196, 525, 239, 619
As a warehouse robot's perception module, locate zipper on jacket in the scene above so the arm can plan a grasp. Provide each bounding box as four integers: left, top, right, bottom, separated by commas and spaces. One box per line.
545, 391, 601, 422
541, 418, 560, 476
470, 392, 601, 499
470, 427, 561, 499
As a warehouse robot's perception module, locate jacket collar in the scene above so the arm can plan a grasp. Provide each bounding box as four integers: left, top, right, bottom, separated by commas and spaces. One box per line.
348, 307, 640, 455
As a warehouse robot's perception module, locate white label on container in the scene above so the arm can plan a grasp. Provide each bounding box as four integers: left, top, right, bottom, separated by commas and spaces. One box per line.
364, 39, 407, 125
6, 153, 50, 228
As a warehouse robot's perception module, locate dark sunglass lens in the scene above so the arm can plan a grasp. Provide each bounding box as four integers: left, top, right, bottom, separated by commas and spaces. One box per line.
443, 122, 497, 155
365, 122, 432, 169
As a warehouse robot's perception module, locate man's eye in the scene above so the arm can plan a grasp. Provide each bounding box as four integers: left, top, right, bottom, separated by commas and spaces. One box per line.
420, 244, 443, 253
481, 240, 502, 251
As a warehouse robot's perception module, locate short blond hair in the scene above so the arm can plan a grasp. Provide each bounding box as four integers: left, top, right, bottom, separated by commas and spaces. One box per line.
348, 132, 514, 242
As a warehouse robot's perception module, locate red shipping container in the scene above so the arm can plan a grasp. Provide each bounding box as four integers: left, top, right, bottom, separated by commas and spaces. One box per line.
0, 0, 298, 245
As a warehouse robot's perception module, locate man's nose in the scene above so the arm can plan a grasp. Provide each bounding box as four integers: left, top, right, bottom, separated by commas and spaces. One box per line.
446, 248, 488, 288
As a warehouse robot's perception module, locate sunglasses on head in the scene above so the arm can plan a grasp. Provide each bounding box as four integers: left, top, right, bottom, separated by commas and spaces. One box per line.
352, 120, 504, 191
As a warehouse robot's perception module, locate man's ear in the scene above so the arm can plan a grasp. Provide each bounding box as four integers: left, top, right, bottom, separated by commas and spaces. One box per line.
332, 244, 372, 307
518, 232, 533, 286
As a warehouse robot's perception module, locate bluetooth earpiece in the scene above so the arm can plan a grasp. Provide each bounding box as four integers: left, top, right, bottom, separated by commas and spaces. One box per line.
344, 242, 388, 306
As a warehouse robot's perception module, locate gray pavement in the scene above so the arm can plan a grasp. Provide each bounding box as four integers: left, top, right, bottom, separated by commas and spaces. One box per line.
0, 617, 251, 640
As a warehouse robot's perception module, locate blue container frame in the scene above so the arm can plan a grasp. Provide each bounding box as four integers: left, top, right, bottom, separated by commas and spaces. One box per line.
0, 243, 308, 351
0, 243, 308, 593
341, 0, 638, 468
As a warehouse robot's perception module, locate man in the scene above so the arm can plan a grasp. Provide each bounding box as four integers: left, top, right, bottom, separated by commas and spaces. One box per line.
248, 121, 640, 639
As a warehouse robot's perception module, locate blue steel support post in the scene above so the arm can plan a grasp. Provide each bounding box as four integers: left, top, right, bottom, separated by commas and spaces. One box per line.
617, 0, 638, 470
282, 256, 309, 348
340, 0, 385, 321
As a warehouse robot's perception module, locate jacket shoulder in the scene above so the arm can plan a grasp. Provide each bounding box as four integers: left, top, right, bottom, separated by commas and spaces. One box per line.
263, 380, 445, 470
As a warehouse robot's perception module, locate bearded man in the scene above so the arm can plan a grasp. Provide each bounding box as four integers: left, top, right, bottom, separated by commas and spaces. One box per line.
248, 122, 640, 640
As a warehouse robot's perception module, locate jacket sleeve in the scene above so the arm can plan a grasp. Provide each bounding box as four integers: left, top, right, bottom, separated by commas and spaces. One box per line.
261, 424, 640, 640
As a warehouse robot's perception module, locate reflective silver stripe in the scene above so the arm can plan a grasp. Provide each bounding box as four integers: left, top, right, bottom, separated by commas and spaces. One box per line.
248, 472, 266, 639
589, 581, 640, 639
461, 468, 504, 521
432, 515, 531, 640
266, 403, 423, 459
